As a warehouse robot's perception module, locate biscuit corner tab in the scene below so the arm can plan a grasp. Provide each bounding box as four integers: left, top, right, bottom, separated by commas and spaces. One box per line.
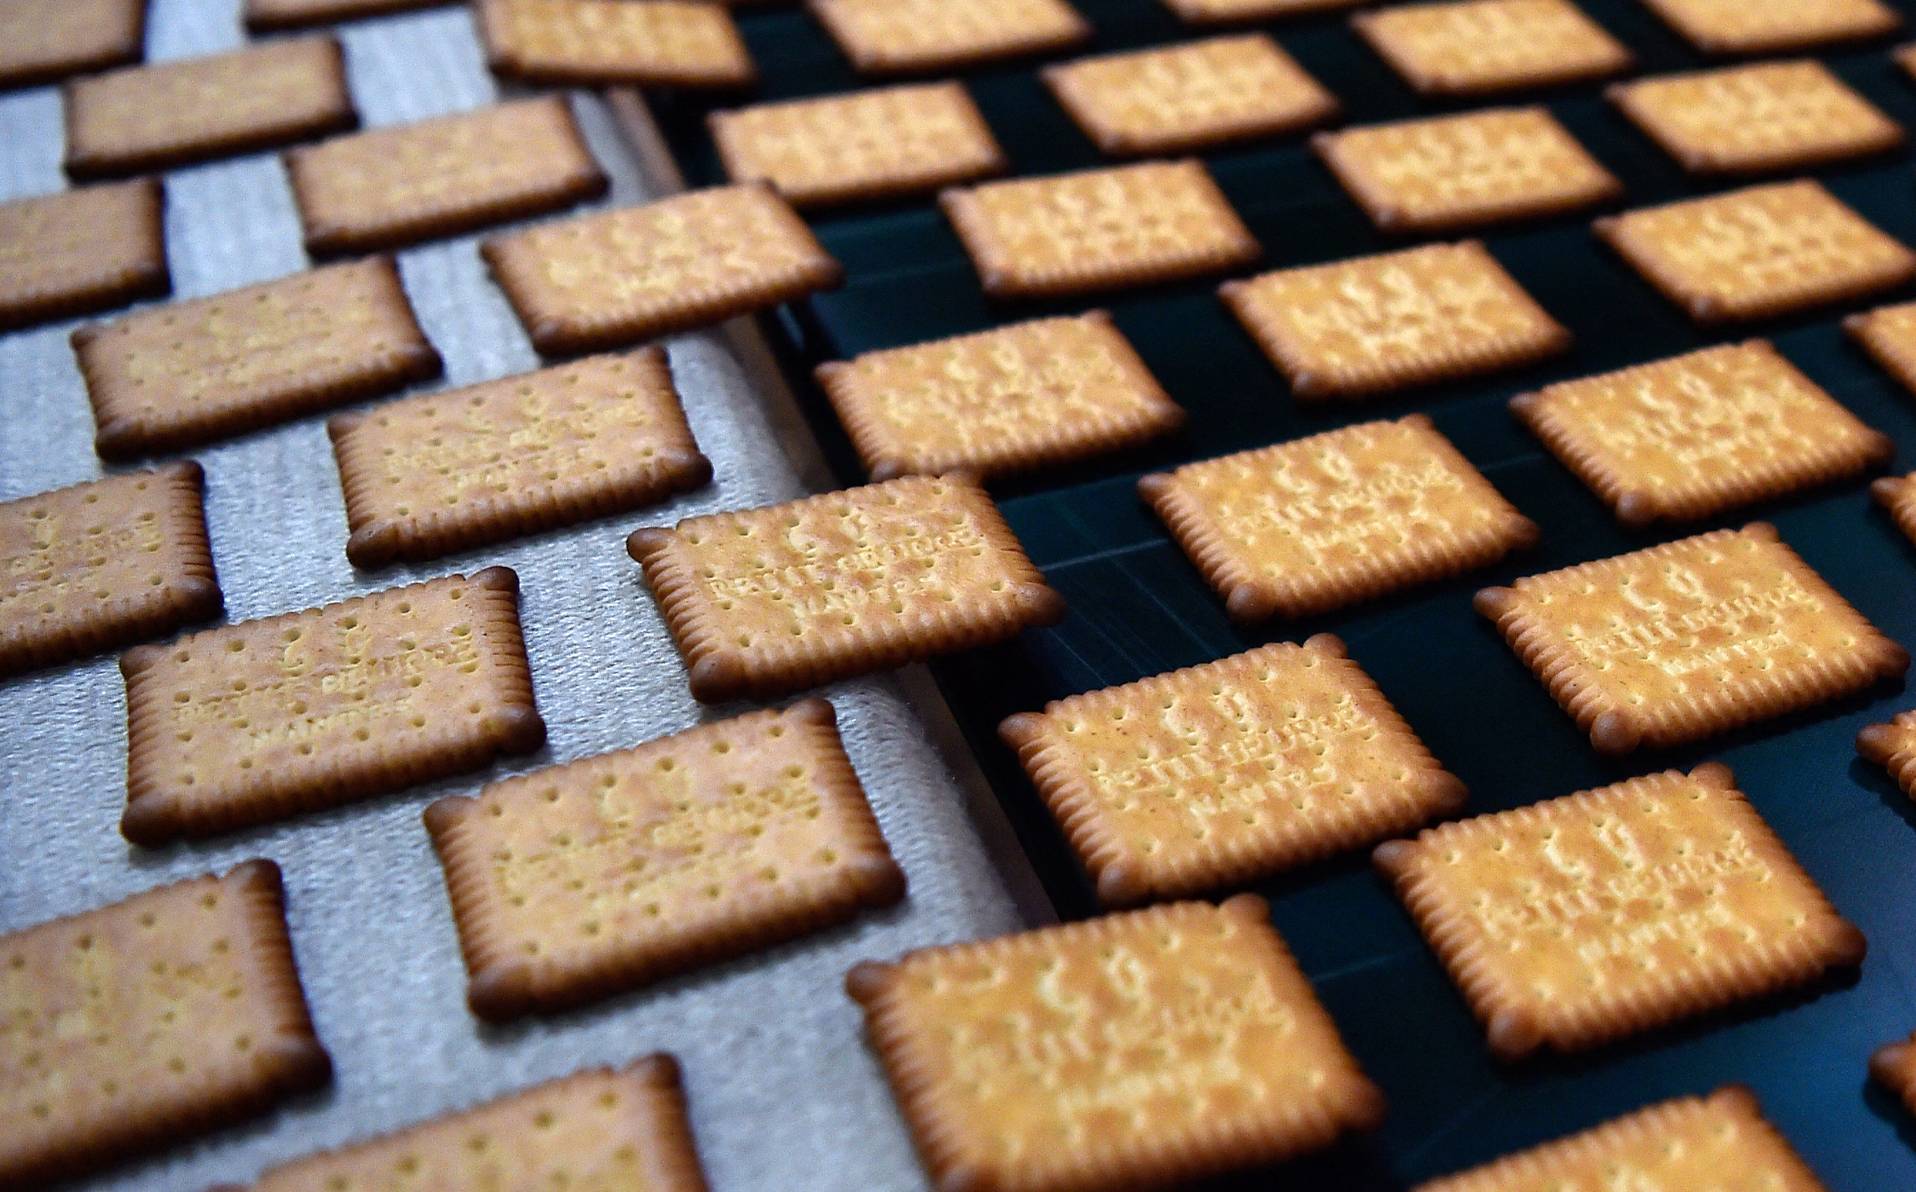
844, 959, 897, 1004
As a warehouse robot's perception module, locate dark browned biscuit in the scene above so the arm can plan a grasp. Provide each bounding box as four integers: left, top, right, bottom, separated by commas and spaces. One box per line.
628, 475, 1064, 703
477, 0, 757, 89
118, 567, 544, 845
0, 463, 220, 679
1163, 0, 1363, 22
808, 0, 1091, 75
73, 256, 441, 460
286, 96, 606, 257
330, 349, 709, 567
245, 0, 451, 32
0, 178, 168, 331
426, 700, 904, 1019
1640, 0, 1898, 55
1846, 300, 1916, 397
63, 37, 357, 180
0, 860, 330, 1189
1476, 523, 1908, 753
1858, 708, 1916, 800
1595, 180, 1916, 323
1354, 0, 1634, 98
482, 183, 842, 355
0, 0, 145, 90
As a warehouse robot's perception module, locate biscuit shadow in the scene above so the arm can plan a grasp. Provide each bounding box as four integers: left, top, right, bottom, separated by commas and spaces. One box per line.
1193, 1131, 1405, 1192
1863, 1075, 1916, 1151
1850, 755, 1916, 833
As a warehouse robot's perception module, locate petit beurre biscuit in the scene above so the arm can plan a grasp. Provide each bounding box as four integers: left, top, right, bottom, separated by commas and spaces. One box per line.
330, 349, 709, 567
0, 179, 167, 331
74, 256, 441, 459
1001, 634, 1465, 905
1597, 180, 1916, 324
0, 861, 329, 1189
1872, 468, 1916, 551
1376, 764, 1865, 1059
709, 82, 1007, 209
809, 0, 1090, 75
1, 463, 220, 678
286, 96, 607, 256
1043, 34, 1338, 157
816, 311, 1184, 480
1512, 340, 1892, 526
478, 0, 755, 88
1163, 0, 1362, 22
225, 1059, 708, 1191
64, 37, 356, 180
628, 475, 1063, 703
846, 897, 1385, 1191
1221, 240, 1570, 400
1416, 1087, 1829, 1190
0, 0, 144, 91
1640, 0, 1898, 55
119, 567, 544, 845
940, 160, 1259, 300
1858, 709, 1916, 800
245, 0, 447, 32
482, 183, 842, 356
1315, 106, 1621, 234
1354, 0, 1634, 98
1610, 61, 1904, 176
1846, 300, 1916, 397
1142, 415, 1538, 622
426, 700, 904, 1019
1476, 524, 1906, 754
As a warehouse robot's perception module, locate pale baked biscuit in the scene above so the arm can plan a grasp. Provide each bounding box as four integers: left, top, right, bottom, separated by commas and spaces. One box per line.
1640, 0, 1898, 55
0, 179, 168, 330
0, 0, 144, 90
808, 0, 1090, 75
1354, 0, 1634, 98
477, 0, 756, 88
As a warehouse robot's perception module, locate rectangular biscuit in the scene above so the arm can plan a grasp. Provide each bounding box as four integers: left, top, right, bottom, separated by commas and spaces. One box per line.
481, 183, 842, 356
245, 0, 451, 32
0, 0, 144, 90
0, 860, 330, 1189
1595, 180, 1916, 324
286, 96, 607, 257
1640, 0, 1898, 55
118, 567, 545, 845
0, 178, 168, 331
74, 256, 441, 460
627, 475, 1064, 703
1512, 340, 1892, 526
329, 349, 709, 567
1416, 1087, 1829, 1190
709, 81, 1007, 209
1845, 300, 1916, 397
1, 462, 220, 678
425, 700, 904, 1019
1043, 34, 1338, 157
1858, 708, 1916, 801
1000, 634, 1465, 905
940, 159, 1259, 300
1476, 523, 1906, 753
808, 0, 1090, 76
477, 0, 756, 89
815, 310, 1184, 481
1354, 0, 1634, 98
1221, 240, 1570, 400
64, 37, 356, 180
846, 897, 1385, 1191
1609, 60, 1904, 176
1142, 414, 1538, 622
1314, 106, 1622, 234
1162, 0, 1363, 22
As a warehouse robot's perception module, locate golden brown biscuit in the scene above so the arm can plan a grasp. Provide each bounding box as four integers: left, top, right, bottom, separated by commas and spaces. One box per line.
63, 37, 356, 180
1846, 300, 1916, 397
627, 475, 1064, 703
1314, 106, 1622, 234
808, 0, 1090, 75
0, 463, 220, 678
1376, 764, 1866, 1060
1512, 340, 1892, 526
709, 82, 1007, 209
940, 159, 1259, 300
1001, 634, 1465, 905
1640, 0, 1898, 55
846, 896, 1385, 1192
286, 96, 607, 256
1043, 33, 1338, 157
1858, 708, 1916, 801
119, 567, 544, 845
0, 179, 167, 331
816, 310, 1184, 481
245, 0, 450, 32
1872, 470, 1916, 549
482, 183, 842, 356
1354, 0, 1634, 98
330, 349, 709, 568
0, 0, 144, 90
0, 860, 330, 1189
1415, 1087, 1830, 1190
1142, 414, 1538, 622
1610, 60, 1904, 176
1476, 523, 1907, 754
1163, 0, 1362, 22
73, 256, 441, 460
426, 700, 904, 1019
477, 0, 756, 88
1221, 240, 1570, 400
